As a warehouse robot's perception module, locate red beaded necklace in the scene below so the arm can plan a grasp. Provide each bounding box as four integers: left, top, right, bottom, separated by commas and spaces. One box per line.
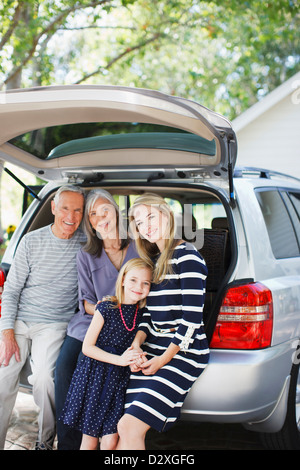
119, 304, 139, 331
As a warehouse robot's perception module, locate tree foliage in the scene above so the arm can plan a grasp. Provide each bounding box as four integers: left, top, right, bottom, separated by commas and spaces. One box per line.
0, 0, 299, 119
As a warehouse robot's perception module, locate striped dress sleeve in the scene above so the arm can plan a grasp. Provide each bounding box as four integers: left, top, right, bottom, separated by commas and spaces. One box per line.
171, 244, 207, 351
136, 308, 152, 336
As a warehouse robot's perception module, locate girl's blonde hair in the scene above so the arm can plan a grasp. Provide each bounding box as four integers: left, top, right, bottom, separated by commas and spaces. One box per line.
128, 193, 177, 283
111, 258, 152, 308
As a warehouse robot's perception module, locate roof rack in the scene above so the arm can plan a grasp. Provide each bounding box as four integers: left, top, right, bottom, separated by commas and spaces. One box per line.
234, 166, 300, 183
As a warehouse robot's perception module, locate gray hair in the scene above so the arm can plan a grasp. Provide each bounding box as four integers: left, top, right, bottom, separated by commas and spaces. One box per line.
83, 188, 128, 256
53, 185, 85, 205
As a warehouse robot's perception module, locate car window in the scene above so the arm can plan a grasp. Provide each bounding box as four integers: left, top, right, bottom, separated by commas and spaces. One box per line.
281, 191, 300, 246
256, 189, 300, 259
10, 123, 216, 161
289, 192, 300, 219
193, 202, 226, 229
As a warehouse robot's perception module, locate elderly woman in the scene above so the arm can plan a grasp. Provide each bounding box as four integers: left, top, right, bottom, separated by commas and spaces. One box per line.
55, 189, 137, 450
117, 193, 210, 450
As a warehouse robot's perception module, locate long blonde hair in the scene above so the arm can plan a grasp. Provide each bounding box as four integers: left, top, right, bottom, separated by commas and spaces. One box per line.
129, 193, 177, 283
111, 258, 152, 308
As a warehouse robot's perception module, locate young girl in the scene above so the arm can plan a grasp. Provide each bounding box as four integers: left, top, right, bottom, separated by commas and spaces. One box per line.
59, 258, 152, 450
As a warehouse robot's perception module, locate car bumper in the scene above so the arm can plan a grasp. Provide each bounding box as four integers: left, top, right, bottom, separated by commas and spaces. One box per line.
182, 340, 295, 429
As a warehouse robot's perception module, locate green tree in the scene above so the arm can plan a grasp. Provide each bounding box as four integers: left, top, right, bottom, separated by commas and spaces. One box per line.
1, 0, 299, 117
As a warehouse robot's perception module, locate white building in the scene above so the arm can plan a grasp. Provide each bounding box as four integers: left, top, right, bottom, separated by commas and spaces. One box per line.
232, 71, 300, 179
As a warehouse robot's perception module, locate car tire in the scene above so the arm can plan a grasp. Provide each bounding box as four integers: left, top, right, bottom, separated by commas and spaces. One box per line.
259, 358, 300, 450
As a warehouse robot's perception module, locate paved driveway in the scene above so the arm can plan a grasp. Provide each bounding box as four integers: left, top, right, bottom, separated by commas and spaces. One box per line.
5, 392, 264, 450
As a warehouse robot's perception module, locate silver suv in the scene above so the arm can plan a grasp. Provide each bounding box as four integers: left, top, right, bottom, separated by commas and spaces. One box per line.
1, 86, 300, 450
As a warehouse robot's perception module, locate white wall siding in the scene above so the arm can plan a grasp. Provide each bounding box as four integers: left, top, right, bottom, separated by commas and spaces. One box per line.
233, 72, 300, 179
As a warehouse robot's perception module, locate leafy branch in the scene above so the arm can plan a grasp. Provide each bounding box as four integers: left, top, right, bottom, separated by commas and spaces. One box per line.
75, 32, 162, 83
0, 1, 22, 50
0, 0, 115, 88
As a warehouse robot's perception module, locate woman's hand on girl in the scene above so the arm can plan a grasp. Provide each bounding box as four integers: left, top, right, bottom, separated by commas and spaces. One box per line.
139, 356, 164, 375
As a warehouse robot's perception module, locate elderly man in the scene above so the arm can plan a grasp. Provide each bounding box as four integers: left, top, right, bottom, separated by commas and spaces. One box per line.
0, 185, 85, 450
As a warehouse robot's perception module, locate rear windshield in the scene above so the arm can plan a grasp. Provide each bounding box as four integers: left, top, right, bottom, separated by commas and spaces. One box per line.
8, 122, 216, 161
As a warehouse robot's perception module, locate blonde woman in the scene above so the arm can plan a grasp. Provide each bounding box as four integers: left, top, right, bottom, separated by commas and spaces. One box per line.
117, 193, 210, 450
60, 258, 152, 450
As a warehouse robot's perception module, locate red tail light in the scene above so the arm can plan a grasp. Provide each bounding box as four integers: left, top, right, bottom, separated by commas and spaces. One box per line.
0, 268, 6, 317
210, 282, 273, 350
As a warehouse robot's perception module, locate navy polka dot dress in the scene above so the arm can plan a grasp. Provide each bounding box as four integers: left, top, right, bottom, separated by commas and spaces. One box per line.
60, 301, 142, 438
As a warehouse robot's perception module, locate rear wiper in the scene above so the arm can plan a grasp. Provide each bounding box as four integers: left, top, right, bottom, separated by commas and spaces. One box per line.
4, 167, 41, 201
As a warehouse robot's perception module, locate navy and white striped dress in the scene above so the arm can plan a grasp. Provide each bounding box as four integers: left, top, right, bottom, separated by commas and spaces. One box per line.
124, 242, 210, 432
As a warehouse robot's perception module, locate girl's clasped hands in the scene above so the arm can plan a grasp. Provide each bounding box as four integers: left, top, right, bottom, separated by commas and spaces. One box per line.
130, 348, 164, 376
